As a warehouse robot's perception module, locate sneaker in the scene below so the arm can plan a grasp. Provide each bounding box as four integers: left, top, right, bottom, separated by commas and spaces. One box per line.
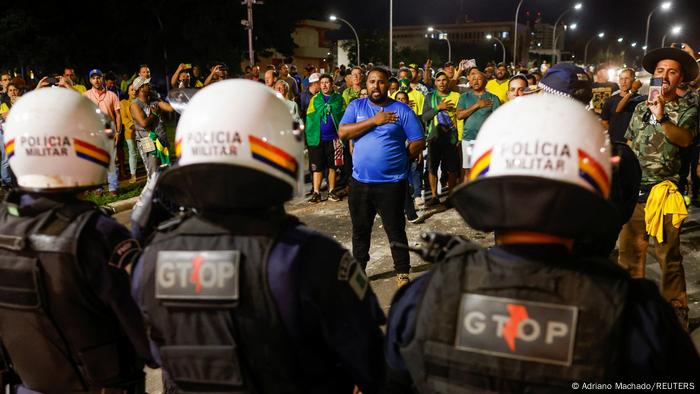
328, 190, 341, 202
309, 192, 321, 203
396, 273, 411, 288
129, 175, 137, 184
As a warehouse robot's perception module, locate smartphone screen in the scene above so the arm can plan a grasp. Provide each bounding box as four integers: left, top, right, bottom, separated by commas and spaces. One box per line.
648, 77, 662, 103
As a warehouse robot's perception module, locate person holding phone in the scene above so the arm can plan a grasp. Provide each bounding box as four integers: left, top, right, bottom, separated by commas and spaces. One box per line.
619, 47, 699, 330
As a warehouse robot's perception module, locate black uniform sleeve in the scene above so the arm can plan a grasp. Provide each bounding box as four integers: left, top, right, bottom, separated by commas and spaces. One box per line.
296, 234, 386, 394
77, 213, 152, 363
621, 279, 700, 380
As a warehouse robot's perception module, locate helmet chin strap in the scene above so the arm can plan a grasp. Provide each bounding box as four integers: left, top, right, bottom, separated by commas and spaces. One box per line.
495, 231, 574, 251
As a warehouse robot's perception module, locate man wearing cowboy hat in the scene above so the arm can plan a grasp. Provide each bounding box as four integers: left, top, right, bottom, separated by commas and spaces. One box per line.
619, 46, 699, 329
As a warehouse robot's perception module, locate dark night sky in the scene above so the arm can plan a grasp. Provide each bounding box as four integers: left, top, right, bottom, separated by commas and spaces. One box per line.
324, 0, 699, 58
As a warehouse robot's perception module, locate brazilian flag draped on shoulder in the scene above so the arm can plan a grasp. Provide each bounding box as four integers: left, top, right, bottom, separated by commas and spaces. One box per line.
305, 92, 345, 147
426, 90, 461, 145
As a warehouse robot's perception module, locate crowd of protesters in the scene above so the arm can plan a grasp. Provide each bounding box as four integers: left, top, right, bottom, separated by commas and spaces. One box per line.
0, 43, 699, 298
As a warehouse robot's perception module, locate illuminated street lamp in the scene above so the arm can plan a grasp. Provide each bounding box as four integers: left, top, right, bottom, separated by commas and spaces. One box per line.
553, 22, 578, 54
644, 1, 672, 54
551, 2, 583, 64
330, 15, 360, 64
486, 34, 506, 64
661, 25, 682, 47
427, 26, 452, 63
584, 32, 605, 66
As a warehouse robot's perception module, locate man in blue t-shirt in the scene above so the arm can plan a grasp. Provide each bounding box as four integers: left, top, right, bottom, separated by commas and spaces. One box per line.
339, 67, 425, 288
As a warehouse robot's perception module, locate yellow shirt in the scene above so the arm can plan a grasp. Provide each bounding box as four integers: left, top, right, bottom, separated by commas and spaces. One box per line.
0, 103, 10, 117
485, 79, 508, 104
120, 99, 135, 140
391, 90, 424, 116
72, 84, 87, 94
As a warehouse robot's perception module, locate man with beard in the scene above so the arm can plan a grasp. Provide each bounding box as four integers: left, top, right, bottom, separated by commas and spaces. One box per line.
619, 47, 699, 329
339, 67, 425, 288
485, 63, 509, 104
457, 70, 500, 174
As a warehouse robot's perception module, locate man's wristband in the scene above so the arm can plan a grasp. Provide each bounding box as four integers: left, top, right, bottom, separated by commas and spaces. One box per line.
658, 114, 671, 124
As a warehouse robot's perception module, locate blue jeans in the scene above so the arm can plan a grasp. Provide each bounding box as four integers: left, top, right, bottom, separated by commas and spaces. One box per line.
407, 159, 421, 198
0, 132, 10, 186
107, 140, 119, 191
126, 139, 138, 176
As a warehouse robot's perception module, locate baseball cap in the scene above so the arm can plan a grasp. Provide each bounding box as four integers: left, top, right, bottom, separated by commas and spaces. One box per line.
132, 76, 151, 91
308, 73, 321, 83
538, 63, 592, 104
408, 63, 419, 70
88, 69, 103, 78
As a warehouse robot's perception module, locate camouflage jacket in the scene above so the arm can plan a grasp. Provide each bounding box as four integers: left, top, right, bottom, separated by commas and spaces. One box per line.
625, 96, 698, 186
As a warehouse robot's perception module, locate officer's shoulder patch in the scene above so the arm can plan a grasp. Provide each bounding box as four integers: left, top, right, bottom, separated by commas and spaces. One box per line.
108, 238, 141, 271
337, 252, 367, 300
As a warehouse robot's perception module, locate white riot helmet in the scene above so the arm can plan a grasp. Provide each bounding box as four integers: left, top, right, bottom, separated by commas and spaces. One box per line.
157, 79, 304, 209
451, 94, 616, 239
4, 88, 110, 192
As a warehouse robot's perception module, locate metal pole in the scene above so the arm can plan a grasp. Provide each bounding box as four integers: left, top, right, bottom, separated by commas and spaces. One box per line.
337, 17, 360, 65
514, 0, 524, 66
493, 37, 506, 64
584, 37, 593, 66
445, 35, 452, 63
661, 33, 667, 47
644, 8, 656, 55
551, 10, 570, 65
389, 0, 393, 70
247, 0, 254, 66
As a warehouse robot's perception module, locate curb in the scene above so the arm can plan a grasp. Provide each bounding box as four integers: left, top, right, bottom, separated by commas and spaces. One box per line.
105, 196, 140, 214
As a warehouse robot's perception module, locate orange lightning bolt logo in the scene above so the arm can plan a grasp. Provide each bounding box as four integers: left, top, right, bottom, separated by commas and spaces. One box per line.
502, 304, 529, 352
191, 255, 203, 293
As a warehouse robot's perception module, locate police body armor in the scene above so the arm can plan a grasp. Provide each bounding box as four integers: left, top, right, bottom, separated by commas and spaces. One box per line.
401, 238, 629, 393
0, 197, 143, 393
137, 212, 305, 393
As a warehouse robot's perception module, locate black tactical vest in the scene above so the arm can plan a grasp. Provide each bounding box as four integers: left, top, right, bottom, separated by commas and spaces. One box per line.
137, 212, 305, 393
0, 197, 144, 393
401, 240, 629, 393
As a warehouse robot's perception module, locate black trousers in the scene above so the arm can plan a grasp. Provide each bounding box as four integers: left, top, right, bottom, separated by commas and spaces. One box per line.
348, 178, 410, 274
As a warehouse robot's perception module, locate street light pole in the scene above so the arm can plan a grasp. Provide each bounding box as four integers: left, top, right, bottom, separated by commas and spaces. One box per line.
330, 15, 360, 65
551, 3, 582, 65
487, 34, 506, 64
514, 0, 524, 66
661, 25, 682, 47
241, 0, 261, 66
644, 1, 672, 55
584, 32, 604, 66
427, 27, 451, 63
553, 23, 577, 54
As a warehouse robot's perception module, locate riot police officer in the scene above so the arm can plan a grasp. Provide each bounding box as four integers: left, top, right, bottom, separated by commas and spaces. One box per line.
385, 95, 700, 392
131, 80, 386, 393
0, 88, 151, 393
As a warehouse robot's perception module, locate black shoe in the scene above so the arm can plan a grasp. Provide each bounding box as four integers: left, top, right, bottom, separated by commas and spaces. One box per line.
426, 197, 440, 207
309, 192, 321, 203
328, 190, 341, 202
